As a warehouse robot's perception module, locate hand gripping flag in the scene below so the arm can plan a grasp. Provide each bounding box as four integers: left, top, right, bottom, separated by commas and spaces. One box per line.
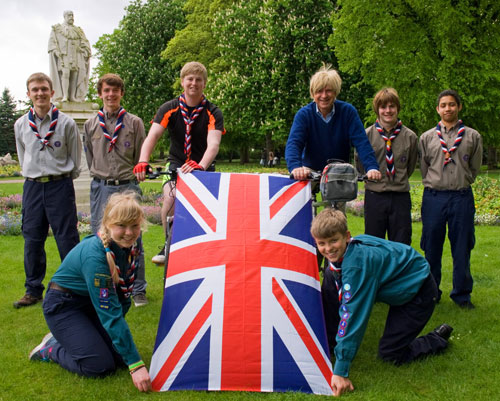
150, 171, 333, 395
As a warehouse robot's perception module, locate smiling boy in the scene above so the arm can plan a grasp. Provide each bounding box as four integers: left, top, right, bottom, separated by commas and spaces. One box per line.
133, 62, 224, 265
311, 209, 452, 397
356, 88, 418, 245
419, 89, 482, 309
84, 73, 148, 306
13, 72, 81, 308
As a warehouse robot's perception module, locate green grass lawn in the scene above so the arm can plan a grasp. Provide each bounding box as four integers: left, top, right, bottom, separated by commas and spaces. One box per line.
1, 166, 500, 400
2, 217, 500, 400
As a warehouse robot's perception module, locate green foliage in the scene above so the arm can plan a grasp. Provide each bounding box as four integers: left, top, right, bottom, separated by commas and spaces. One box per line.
93, 0, 186, 134
0, 164, 21, 177
331, 0, 500, 145
0, 88, 20, 156
209, 0, 337, 156
162, 0, 233, 70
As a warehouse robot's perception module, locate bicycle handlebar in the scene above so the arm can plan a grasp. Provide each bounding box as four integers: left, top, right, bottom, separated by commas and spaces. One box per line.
146, 167, 177, 180
289, 171, 369, 182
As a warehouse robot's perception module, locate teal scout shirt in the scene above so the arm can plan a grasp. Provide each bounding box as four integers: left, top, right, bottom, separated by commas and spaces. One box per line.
333, 235, 430, 377
51, 235, 141, 366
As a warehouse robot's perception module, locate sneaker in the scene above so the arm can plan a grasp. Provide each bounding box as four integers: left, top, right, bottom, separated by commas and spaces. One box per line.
433, 324, 453, 341
29, 332, 57, 362
457, 300, 475, 309
151, 245, 166, 265
133, 293, 148, 307
13, 293, 43, 309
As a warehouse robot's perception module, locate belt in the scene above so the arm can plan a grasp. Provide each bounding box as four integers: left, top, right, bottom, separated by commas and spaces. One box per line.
93, 177, 137, 186
26, 173, 71, 183
49, 282, 71, 293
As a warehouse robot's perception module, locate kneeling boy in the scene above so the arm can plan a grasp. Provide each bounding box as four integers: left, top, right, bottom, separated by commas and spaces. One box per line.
311, 209, 452, 396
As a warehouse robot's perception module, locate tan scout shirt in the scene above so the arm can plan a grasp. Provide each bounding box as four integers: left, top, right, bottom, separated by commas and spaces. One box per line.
419, 122, 482, 191
14, 108, 82, 179
356, 124, 418, 192
84, 110, 146, 181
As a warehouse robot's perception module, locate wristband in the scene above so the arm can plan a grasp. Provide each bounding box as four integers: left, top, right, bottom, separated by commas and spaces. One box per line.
129, 360, 145, 374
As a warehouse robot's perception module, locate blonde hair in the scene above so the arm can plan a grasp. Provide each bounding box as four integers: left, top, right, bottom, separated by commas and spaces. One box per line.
309, 64, 342, 99
311, 209, 348, 239
372, 87, 400, 115
180, 61, 208, 82
98, 191, 145, 284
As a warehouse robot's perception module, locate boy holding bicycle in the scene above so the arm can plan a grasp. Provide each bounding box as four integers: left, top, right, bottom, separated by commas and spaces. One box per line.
134, 62, 224, 264
311, 209, 452, 397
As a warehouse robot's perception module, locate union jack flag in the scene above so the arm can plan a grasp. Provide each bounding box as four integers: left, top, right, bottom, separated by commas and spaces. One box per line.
150, 171, 333, 395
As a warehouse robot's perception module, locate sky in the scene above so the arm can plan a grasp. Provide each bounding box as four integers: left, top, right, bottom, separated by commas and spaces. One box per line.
0, 0, 132, 106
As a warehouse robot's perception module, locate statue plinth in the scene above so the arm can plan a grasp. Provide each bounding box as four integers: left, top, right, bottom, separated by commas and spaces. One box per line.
54, 101, 99, 131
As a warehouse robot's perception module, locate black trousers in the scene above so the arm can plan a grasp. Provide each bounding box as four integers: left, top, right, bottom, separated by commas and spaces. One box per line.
322, 272, 448, 364
43, 288, 125, 377
364, 190, 412, 245
22, 178, 80, 297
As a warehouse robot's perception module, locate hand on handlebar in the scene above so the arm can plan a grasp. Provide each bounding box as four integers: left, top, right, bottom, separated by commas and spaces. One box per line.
290, 166, 312, 181
366, 169, 382, 181
133, 162, 152, 182
181, 160, 204, 174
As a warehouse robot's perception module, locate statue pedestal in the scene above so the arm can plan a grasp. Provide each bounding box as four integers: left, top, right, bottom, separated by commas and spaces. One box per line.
55, 101, 98, 131
55, 101, 98, 214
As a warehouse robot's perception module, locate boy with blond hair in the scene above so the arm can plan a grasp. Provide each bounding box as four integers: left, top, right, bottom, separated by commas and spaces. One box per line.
133, 62, 224, 264
311, 209, 452, 396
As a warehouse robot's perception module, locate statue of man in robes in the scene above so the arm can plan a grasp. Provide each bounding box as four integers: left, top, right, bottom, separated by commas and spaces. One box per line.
48, 10, 91, 103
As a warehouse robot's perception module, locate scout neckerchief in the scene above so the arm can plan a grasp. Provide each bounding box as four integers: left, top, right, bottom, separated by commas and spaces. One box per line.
329, 259, 344, 302
98, 107, 127, 152
105, 242, 140, 298
375, 119, 402, 178
178, 93, 206, 161
28, 105, 58, 150
436, 120, 465, 166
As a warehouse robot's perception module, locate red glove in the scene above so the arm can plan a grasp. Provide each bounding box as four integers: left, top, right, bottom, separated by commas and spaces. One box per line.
133, 162, 151, 175
186, 160, 204, 171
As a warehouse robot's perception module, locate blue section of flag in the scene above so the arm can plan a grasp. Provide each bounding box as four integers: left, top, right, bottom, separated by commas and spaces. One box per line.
268, 175, 295, 199
153, 279, 203, 351
171, 329, 211, 391
280, 201, 315, 246
282, 279, 330, 356
273, 328, 313, 393
171, 200, 205, 243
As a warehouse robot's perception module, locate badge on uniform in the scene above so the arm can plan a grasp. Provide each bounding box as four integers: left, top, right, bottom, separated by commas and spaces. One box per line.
100, 288, 109, 298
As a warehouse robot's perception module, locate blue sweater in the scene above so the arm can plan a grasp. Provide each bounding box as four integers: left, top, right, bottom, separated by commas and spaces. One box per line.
285, 101, 378, 172
333, 235, 430, 377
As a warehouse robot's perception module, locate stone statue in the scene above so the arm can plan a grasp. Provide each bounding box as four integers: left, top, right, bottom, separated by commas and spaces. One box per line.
48, 10, 91, 103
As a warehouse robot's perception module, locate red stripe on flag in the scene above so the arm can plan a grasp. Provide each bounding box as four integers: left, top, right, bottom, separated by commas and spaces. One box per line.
152, 295, 213, 391
269, 180, 308, 219
179, 176, 217, 231
272, 277, 333, 388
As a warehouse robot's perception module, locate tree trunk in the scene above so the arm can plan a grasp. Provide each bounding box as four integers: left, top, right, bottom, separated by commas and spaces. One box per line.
239, 146, 249, 164
487, 146, 498, 170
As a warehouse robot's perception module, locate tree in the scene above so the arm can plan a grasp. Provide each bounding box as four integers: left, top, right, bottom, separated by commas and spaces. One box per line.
331, 0, 500, 166
209, 0, 337, 162
0, 88, 19, 156
93, 0, 186, 137
162, 0, 234, 70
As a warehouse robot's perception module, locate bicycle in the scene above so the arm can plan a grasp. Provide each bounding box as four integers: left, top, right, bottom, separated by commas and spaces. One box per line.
146, 166, 177, 286
291, 159, 368, 272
